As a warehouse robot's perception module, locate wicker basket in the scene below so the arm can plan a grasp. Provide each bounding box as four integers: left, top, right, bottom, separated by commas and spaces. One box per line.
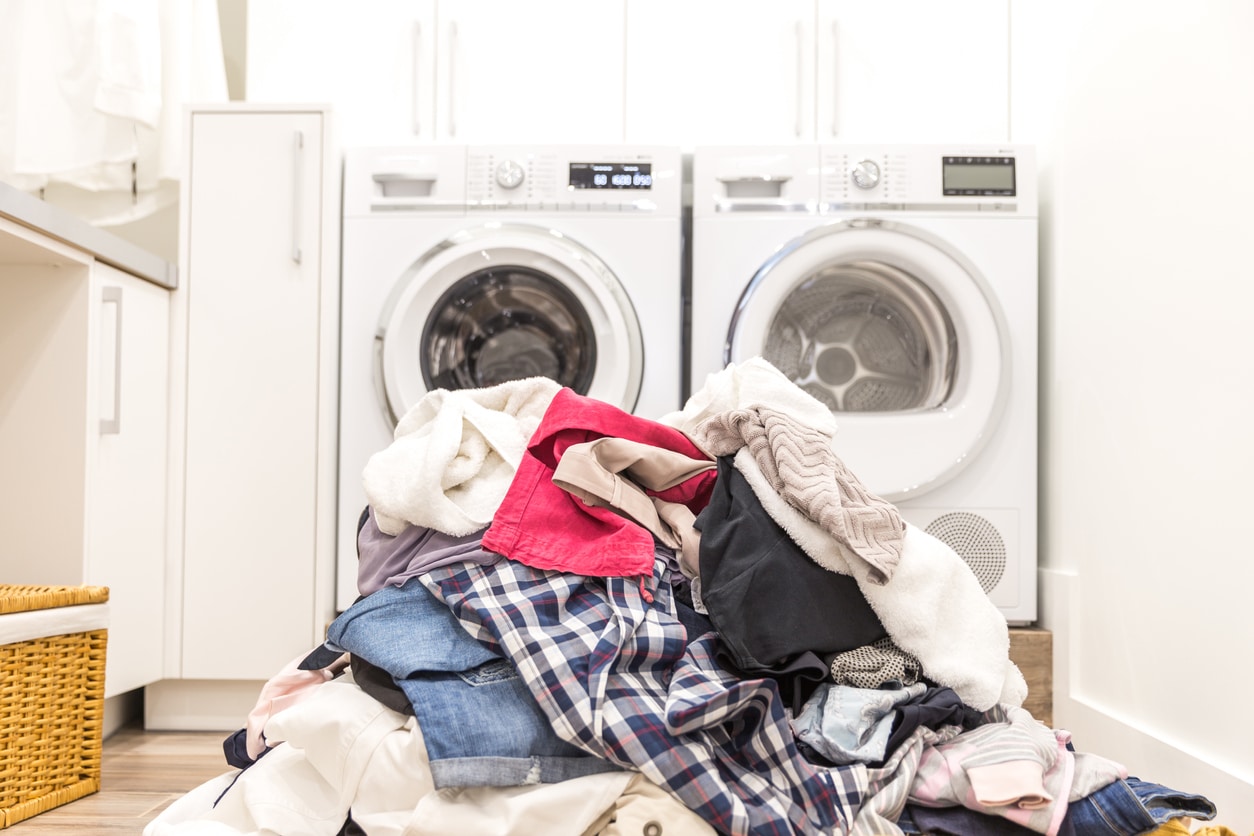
0, 584, 109, 828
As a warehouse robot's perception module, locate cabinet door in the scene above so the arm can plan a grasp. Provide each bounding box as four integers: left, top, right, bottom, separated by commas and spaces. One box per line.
181, 111, 324, 680
246, 0, 437, 145
816, 0, 1009, 142
624, 0, 815, 147
87, 264, 170, 698
436, 0, 626, 143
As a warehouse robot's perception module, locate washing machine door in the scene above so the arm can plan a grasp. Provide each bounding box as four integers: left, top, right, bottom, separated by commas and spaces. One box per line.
726, 218, 1009, 501
377, 222, 643, 426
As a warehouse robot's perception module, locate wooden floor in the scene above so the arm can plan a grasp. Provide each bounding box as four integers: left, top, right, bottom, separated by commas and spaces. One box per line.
5, 725, 230, 833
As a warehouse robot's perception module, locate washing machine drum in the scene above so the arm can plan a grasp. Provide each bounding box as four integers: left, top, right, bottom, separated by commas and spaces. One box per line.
377, 223, 643, 426
726, 219, 1010, 501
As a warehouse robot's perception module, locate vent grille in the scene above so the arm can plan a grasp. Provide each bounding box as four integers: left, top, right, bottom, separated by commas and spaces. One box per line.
924, 511, 1006, 594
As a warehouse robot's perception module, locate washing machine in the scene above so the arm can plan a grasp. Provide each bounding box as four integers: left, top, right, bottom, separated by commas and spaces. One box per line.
337, 144, 683, 609
691, 144, 1038, 624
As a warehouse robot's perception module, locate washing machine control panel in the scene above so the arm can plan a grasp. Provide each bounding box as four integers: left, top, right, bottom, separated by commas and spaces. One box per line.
467, 146, 679, 213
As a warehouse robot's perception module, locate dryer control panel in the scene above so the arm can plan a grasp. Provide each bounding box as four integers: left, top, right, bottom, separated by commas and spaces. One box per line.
692, 144, 1036, 218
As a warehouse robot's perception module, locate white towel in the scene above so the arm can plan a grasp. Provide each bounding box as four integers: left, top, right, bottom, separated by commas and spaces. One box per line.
661, 356, 839, 446
363, 377, 562, 537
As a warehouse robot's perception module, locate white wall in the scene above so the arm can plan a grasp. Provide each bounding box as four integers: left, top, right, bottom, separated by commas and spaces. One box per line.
1011, 0, 1254, 828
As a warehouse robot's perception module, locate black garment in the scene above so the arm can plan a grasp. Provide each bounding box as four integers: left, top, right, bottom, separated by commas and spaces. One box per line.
881, 685, 985, 763
222, 727, 264, 770
694, 456, 888, 671
350, 653, 415, 717
715, 649, 832, 715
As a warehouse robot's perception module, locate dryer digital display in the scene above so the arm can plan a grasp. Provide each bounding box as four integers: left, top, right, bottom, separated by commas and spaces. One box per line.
942, 156, 1016, 196
569, 162, 653, 190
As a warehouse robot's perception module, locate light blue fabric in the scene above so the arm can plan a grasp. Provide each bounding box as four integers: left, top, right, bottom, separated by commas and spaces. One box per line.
325, 578, 619, 788
793, 682, 927, 765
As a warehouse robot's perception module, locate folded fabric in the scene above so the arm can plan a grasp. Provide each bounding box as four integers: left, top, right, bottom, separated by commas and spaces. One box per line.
695, 405, 904, 584
483, 387, 716, 580
551, 436, 714, 578
362, 376, 561, 536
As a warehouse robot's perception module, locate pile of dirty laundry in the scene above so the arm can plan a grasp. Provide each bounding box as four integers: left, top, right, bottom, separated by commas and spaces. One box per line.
146, 358, 1217, 836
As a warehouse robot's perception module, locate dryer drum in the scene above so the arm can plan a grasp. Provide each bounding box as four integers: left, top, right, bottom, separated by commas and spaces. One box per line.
762, 260, 957, 413
419, 266, 598, 393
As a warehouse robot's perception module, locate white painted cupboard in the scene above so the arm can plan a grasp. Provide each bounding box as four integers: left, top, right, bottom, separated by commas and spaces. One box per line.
159, 106, 339, 697
0, 203, 173, 700
625, 0, 1008, 146
245, 0, 626, 146
246, 0, 1007, 148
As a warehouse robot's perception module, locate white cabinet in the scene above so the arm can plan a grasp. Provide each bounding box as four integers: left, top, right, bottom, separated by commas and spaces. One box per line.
87, 263, 171, 697
246, 0, 438, 147
172, 105, 339, 682
0, 211, 172, 700
625, 0, 817, 146
624, 0, 1009, 146
246, 0, 625, 146
815, 0, 1009, 143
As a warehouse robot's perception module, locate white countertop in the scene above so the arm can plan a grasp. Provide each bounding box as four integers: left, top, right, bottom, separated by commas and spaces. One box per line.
0, 180, 176, 289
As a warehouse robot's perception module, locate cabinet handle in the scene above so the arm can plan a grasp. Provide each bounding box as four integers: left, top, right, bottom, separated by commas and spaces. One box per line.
794, 20, 804, 139
100, 286, 123, 435
447, 21, 459, 138
291, 130, 304, 264
411, 21, 423, 136
830, 19, 840, 138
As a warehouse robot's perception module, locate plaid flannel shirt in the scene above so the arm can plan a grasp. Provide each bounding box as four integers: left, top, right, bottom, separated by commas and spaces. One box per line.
421, 551, 867, 835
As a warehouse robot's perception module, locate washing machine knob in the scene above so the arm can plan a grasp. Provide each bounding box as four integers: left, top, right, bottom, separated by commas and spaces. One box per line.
850, 159, 881, 190
495, 160, 525, 189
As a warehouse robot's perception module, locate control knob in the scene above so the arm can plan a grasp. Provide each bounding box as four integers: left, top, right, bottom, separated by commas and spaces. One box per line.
495, 160, 525, 189
850, 159, 881, 190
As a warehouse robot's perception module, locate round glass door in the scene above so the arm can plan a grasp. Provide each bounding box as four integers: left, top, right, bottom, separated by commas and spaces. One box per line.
377, 223, 643, 426
420, 266, 598, 393
761, 259, 957, 413
727, 218, 1009, 501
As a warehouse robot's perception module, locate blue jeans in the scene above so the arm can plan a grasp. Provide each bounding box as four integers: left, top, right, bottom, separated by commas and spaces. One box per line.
325, 578, 619, 788
898, 775, 1217, 836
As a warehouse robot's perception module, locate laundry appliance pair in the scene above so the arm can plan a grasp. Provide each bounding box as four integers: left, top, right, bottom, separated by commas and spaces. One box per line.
336, 142, 1039, 625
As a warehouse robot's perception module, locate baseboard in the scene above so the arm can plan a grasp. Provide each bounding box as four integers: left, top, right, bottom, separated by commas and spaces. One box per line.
144, 678, 266, 731
1040, 567, 1254, 828
102, 688, 144, 739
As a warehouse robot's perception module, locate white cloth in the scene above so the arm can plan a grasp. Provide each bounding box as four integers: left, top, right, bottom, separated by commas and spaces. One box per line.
145, 675, 714, 836
0, 0, 229, 225
363, 376, 562, 536
666, 358, 1026, 711
143, 676, 433, 836
663, 356, 840, 444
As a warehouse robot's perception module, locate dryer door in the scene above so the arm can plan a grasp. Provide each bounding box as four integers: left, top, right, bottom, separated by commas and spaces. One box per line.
726, 218, 1009, 501
377, 222, 643, 426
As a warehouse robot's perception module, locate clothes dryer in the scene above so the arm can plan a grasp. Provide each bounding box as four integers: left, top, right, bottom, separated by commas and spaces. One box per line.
690, 144, 1037, 623
338, 144, 683, 608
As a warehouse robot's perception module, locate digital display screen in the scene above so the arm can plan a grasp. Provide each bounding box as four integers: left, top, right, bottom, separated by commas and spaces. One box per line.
569, 162, 653, 190
943, 156, 1016, 196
